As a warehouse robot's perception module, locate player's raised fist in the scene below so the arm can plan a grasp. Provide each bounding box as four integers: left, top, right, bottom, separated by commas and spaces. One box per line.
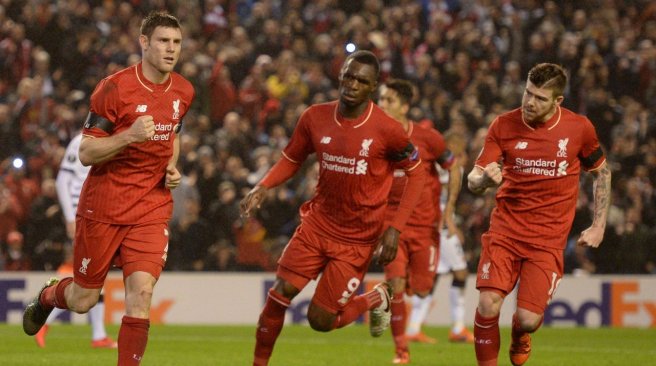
128, 115, 156, 143
484, 162, 502, 186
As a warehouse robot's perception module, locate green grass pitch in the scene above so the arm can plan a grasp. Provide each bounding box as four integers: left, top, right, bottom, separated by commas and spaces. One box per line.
1, 324, 653, 365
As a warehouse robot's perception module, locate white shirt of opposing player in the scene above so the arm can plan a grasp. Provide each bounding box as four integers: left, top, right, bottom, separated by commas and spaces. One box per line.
56, 134, 92, 222
436, 164, 467, 274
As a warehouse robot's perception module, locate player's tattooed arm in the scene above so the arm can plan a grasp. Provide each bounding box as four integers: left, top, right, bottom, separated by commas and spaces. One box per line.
577, 162, 611, 248
591, 162, 612, 228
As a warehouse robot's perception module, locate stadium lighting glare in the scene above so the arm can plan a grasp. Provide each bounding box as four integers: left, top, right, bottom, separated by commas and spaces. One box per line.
12, 157, 24, 169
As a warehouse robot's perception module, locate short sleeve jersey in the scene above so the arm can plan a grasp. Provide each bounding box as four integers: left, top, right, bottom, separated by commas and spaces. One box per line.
475, 107, 605, 249
78, 63, 195, 224
57, 134, 91, 221
386, 122, 454, 227
284, 101, 421, 245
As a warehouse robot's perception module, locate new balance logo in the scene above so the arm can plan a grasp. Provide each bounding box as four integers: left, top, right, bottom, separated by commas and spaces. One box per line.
515, 141, 528, 149
135, 104, 148, 113
320, 136, 332, 144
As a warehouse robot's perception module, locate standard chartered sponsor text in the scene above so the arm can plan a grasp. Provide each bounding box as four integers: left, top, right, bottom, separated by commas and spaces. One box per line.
514, 157, 557, 176
322, 152, 355, 165
150, 122, 173, 141
322, 152, 358, 174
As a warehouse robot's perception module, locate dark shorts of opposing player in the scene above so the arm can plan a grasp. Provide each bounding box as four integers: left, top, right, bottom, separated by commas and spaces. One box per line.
383, 225, 439, 293
277, 224, 376, 314
476, 231, 564, 314
73, 216, 169, 289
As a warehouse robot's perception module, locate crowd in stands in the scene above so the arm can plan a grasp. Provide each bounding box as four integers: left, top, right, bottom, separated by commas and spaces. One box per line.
0, 0, 654, 275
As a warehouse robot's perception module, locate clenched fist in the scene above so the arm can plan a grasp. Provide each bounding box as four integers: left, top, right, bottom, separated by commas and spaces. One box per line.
127, 115, 156, 143
483, 162, 503, 186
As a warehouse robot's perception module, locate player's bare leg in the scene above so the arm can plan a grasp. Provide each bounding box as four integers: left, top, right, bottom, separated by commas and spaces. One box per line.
474, 289, 504, 366
118, 271, 156, 365
509, 308, 542, 366
23, 277, 101, 336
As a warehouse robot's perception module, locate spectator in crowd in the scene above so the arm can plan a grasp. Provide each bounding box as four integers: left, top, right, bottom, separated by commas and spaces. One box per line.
3, 230, 31, 271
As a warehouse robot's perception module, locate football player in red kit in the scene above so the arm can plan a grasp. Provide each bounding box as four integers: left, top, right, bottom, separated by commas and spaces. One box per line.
377, 78, 460, 364
23, 12, 195, 366
241, 51, 425, 366
468, 63, 611, 366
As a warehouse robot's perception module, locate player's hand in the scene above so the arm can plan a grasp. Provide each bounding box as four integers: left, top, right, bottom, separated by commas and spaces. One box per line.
377, 227, 400, 266
165, 166, 181, 189
483, 162, 502, 186
127, 115, 155, 143
240, 185, 268, 218
443, 215, 456, 235
444, 218, 465, 243
576, 225, 605, 248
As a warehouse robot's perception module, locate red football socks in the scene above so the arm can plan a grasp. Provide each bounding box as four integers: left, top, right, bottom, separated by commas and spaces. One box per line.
253, 289, 290, 366
391, 293, 408, 352
474, 309, 500, 366
332, 287, 382, 329
118, 316, 150, 365
40, 277, 73, 310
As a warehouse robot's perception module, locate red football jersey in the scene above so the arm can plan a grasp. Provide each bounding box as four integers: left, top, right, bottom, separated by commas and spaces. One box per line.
475, 107, 605, 249
386, 122, 454, 227
78, 63, 195, 224
284, 101, 421, 245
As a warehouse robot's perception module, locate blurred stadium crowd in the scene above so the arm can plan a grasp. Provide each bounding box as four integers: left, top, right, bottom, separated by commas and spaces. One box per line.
0, 0, 654, 275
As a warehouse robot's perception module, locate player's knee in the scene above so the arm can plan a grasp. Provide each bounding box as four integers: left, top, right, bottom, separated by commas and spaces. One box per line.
307, 304, 335, 332
71, 294, 100, 313
273, 279, 300, 301
414, 289, 431, 298
308, 315, 334, 332
389, 277, 406, 294
452, 270, 468, 286
516, 311, 543, 332
132, 286, 154, 303
477, 291, 503, 316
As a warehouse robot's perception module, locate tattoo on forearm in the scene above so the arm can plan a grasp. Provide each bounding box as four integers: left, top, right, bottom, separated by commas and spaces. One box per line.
593, 164, 611, 225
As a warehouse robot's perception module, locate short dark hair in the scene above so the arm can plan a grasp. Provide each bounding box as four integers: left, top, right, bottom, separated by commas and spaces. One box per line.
383, 79, 414, 105
527, 63, 568, 98
140, 11, 181, 38
346, 50, 380, 79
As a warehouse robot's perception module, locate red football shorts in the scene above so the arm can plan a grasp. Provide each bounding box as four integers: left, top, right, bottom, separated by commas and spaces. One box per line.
277, 224, 376, 314
384, 226, 439, 293
73, 216, 169, 288
476, 231, 564, 314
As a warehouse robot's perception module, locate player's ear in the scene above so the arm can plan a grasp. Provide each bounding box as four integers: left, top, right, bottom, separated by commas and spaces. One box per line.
139, 34, 149, 51
554, 95, 564, 106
